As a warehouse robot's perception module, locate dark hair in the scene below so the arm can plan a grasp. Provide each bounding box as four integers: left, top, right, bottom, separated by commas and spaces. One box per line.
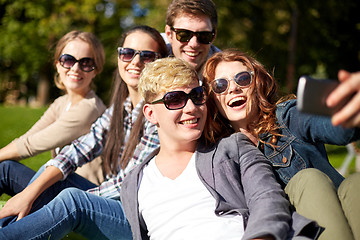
166, 0, 218, 33
102, 25, 168, 174
202, 49, 280, 144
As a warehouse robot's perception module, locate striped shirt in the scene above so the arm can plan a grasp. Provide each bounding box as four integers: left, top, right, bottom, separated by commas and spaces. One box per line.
45, 97, 160, 200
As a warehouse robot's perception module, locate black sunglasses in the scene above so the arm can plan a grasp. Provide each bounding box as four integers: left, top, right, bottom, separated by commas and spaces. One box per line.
151, 86, 207, 110
117, 47, 160, 63
211, 71, 253, 94
170, 26, 215, 45
59, 54, 96, 72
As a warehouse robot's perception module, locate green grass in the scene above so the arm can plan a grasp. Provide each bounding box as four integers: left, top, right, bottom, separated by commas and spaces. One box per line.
0, 105, 86, 240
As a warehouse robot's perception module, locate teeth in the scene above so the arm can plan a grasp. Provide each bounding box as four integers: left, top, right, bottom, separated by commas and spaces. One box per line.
185, 51, 199, 57
69, 75, 81, 80
182, 119, 198, 124
128, 69, 140, 74
228, 96, 245, 106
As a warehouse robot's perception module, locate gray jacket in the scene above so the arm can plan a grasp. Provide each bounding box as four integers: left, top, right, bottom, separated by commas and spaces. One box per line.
120, 133, 321, 240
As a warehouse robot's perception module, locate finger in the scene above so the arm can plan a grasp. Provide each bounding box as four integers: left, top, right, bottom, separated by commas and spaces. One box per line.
338, 69, 351, 82
0, 206, 15, 219
340, 113, 360, 128
327, 71, 360, 107
16, 210, 28, 221
331, 92, 360, 126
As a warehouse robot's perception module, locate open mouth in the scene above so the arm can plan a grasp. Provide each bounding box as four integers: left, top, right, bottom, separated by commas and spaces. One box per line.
228, 96, 247, 108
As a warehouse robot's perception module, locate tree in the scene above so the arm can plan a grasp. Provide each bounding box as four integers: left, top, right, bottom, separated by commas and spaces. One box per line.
1, 0, 359, 104
0, 0, 133, 105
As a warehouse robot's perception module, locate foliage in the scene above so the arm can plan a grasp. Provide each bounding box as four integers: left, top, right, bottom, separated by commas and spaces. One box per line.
0, 0, 133, 104
0, 0, 359, 103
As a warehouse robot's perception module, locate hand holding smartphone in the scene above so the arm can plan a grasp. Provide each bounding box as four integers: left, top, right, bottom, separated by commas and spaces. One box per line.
296, 76, 351, 116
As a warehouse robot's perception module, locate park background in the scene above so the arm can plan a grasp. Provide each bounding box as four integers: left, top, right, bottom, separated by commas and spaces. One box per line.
0, 0, 359, 239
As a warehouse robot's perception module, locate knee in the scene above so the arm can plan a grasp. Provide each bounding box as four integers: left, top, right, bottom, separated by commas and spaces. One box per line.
57, 188, 84, 201
285, 169, 335, 203
0, 160, 19, 172
288, 168, 334, 190
338, 172, 360, 200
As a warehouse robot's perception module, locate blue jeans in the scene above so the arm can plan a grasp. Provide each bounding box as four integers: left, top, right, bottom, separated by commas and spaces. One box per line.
0, 160, 35, 196
0, 161, 132, 240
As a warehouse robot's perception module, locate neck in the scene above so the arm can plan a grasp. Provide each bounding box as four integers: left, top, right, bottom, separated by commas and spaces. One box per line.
127, 87, 141, 108
155, 146, 196, 180
67, 88, 90, 105
238, 127, 258, 146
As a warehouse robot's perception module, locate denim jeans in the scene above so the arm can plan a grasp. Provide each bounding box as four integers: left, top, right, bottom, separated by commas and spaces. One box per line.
0, 160, 35, 196
0, 161, 132, 240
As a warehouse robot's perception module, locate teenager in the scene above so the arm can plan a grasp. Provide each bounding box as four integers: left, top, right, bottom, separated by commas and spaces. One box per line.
202, 49, 360, 240
0, 31, 106, 183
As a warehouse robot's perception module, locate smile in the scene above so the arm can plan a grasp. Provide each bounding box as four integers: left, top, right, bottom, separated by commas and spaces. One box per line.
128, 69, 141, 75
228, 96, 247, 108
180, 118, 198, 125
184, 51, 199, 57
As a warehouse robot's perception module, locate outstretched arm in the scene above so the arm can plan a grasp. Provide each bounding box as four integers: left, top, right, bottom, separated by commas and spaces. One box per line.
0, 142, 20, 162
0, 166, 62, 221
327, 70, 360, 128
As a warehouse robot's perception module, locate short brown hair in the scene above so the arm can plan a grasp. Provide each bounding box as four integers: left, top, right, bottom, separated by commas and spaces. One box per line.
166, 0, 218, 33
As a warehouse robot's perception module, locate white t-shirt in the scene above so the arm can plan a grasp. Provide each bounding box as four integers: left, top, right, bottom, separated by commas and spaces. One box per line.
138, 153, 244, 240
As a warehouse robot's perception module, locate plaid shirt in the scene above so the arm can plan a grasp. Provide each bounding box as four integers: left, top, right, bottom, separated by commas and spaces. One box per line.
45, 97, 160, 200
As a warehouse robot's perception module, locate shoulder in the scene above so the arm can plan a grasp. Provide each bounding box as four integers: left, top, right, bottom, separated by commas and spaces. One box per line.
276, 99, 297, 116
51, 94, 68, 106
75, 91, 106, 115
275, 99, 301, 124
198, 132, 258, 161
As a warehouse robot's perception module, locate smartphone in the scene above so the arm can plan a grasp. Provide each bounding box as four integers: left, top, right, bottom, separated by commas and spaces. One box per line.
296, 75, 345, 116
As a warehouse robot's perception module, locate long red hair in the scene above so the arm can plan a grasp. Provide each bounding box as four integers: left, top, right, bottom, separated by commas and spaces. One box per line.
202, 49, 280, 144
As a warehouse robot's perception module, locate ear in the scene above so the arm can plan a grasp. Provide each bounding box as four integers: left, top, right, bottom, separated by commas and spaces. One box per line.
164, 25, 173, 44
143, 103, 158, 124
56, 61, 62, 73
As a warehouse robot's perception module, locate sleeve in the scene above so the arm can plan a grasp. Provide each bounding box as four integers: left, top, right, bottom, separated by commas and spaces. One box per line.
281, 100, 360, 145
236, 133, 291, 240
87, 121, 160, 200
45, 106, 112, 179
15, 95, 105, 158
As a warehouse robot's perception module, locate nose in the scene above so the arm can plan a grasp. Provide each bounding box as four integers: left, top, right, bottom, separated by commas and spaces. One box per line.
70, 62, 80, 71
227, 79, 241, 94
130, 53, 141, 66
187, 35, 200, 48
183, 97, 197, 112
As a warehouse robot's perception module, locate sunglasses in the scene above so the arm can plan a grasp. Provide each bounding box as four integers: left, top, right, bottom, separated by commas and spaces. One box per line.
170, 26, 215, 45
59, 54, 96, 72
117, 47, 160, 63
211, 71, 253, 94
151, 86, 207, 110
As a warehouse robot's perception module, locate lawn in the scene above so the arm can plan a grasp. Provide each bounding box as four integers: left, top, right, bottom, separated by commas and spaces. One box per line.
0, 105, 86, 240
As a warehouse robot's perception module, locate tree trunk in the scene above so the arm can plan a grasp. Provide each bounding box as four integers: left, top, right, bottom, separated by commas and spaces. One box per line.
286, 4, 298, 93
36, 73, 49, 106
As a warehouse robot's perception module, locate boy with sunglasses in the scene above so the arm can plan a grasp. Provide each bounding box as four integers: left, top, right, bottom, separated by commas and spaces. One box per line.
120, 57, 321, 239
165, 0, 220, 74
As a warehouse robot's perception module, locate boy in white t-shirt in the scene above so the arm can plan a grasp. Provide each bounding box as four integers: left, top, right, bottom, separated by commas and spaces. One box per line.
120, 57, 321, 240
